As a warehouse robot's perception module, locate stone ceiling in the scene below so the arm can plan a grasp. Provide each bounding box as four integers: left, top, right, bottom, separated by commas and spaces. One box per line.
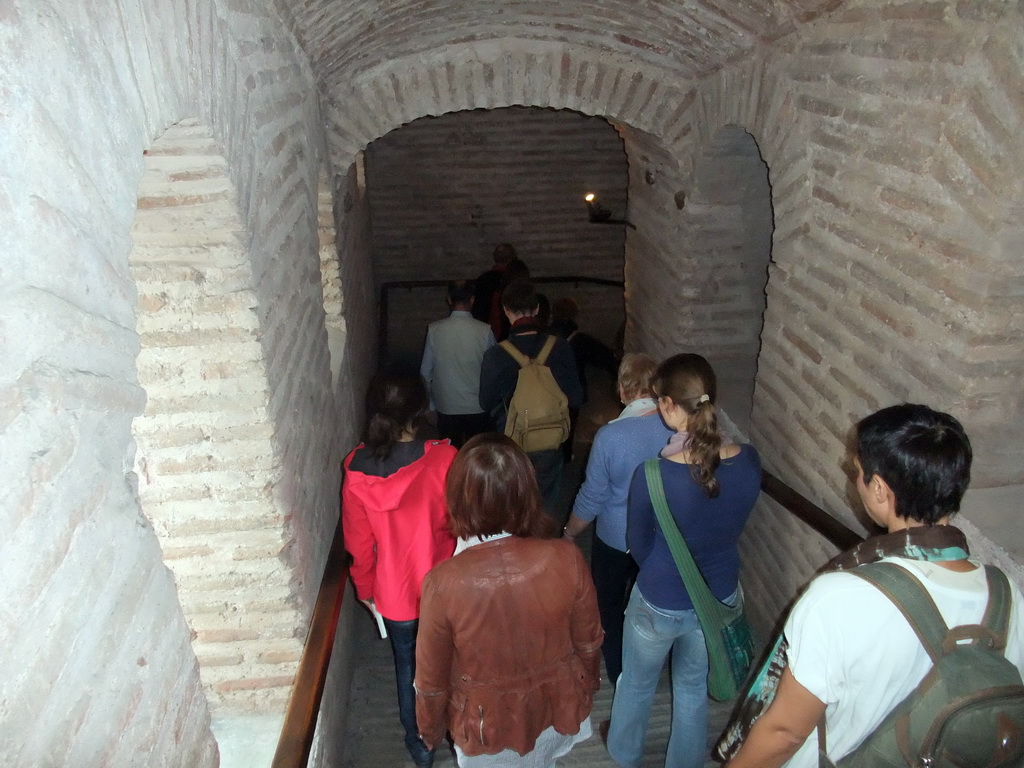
277, 0, 845, 94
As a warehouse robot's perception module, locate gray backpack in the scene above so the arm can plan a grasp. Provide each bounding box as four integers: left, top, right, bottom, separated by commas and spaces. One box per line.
819, 563, 1024, 768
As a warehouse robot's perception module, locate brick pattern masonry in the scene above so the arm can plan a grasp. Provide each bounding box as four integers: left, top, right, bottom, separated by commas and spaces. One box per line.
130, 119, 303, 713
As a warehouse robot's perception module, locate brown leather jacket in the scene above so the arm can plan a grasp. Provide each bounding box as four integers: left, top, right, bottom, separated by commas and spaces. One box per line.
414, 536, 603, 756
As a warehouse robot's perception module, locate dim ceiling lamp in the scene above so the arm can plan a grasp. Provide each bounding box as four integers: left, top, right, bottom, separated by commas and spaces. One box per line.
584, 193, 636, 230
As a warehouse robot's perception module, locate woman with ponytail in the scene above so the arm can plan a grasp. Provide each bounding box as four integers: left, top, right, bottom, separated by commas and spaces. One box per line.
342, 367, 457, 768
605, 353, 762, 768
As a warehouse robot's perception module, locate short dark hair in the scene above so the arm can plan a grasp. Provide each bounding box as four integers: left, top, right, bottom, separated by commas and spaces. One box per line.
500, 280, 538, 314
493, 243, 516, 265
363, 367, 429, 461
551, 297, 579, 325
445, 434, 554, 539
856, 403, 972, 524
505, 257, 530, 282
447, 280, 473, 306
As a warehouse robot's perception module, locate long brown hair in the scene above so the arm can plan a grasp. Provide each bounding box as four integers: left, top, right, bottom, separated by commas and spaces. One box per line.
445, 434, 555, 539
654, 353, 722, 498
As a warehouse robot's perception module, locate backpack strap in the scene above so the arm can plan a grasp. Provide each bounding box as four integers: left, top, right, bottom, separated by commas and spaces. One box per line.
499, 337, 557, 368
535, 335, 557, 366
849, 562, 947, 664
980, 565, 1012, 652
499, 340, 531, 368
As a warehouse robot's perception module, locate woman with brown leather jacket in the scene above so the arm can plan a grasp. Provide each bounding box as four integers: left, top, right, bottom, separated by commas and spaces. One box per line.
414, 433, 604, 767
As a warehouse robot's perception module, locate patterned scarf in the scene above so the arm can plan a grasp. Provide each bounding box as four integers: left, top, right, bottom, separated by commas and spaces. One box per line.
713, 524, 970, 762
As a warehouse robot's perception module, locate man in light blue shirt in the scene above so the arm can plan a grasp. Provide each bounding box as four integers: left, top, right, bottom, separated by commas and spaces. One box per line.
421, 281, 495, 447
563, 353, 672, 686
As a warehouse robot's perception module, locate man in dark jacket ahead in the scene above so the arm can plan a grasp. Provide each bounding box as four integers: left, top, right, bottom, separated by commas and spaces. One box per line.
479, 280, 583, 519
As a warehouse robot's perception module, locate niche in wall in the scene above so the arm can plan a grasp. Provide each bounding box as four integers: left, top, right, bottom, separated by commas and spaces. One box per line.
688, 126, 774, 432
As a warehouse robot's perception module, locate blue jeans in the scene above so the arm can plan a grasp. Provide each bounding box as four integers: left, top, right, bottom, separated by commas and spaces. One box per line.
606, 585, 709, 768
383, 617, 434, 767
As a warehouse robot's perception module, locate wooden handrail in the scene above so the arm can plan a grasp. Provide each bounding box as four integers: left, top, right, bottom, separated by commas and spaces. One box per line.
760, 470, 864, 551
271, 521, 350, 768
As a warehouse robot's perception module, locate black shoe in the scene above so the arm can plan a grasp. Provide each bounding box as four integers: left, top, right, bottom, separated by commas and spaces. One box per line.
408, 736, 434, 768
599, 719, 610, 749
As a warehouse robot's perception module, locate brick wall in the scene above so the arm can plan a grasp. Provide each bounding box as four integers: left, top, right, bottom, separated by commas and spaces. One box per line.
1, 0, 347, 763
130, 119, 305, 712
332, 156, 380, 437
0, 2, 218, 765
365, 107, 627, 364
5, 1, 1024, 763
366, 107, 627, 284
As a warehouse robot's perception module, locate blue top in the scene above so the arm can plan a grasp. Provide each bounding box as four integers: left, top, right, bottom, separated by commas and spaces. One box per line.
629, 445, 761, 611
572, 411, 673, 551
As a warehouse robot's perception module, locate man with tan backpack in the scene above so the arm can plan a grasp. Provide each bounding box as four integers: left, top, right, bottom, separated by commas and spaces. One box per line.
479, 280, 583, 518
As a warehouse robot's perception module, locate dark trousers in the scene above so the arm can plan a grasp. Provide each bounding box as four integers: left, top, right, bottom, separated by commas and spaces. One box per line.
563, 406, 580, 462
591, 534, 638, 686
436, 411, 493, 449
382, 617, 434, 767
527, 448, 564, 523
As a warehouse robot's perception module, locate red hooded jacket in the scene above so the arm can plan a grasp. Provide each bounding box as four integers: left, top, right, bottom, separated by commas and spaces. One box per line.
342, 440, 457, 621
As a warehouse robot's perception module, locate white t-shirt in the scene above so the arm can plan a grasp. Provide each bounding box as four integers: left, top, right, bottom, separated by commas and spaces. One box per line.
783, 557, 1024, 767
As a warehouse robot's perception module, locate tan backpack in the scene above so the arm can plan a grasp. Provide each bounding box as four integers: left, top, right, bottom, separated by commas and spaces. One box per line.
500, 336, 570, 453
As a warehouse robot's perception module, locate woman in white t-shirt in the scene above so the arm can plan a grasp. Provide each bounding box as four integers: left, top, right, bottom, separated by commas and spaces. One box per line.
724, 403, 1024, 768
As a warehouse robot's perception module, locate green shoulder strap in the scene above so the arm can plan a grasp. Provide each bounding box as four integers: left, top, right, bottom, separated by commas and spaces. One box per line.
643, 459, 718, 614
850, 563, 947, 662
851, 562, 1013, 661
980, 565, 1012, 651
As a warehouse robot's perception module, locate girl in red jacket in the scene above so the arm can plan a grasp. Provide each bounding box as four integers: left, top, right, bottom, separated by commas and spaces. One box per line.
342, 368, 457, 768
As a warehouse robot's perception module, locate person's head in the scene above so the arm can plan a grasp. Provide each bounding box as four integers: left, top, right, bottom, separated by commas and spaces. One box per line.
617, 353, 658, 403
492, 243, 516, 266
363, 367, 429, 461
854, 404, 972, 526
446, 280, 474, 310
500, 280, 539, 318
653, 353, 722, 497
551, 297, 579, 326
504, 257, 530, 283
445, 434, 554, 539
